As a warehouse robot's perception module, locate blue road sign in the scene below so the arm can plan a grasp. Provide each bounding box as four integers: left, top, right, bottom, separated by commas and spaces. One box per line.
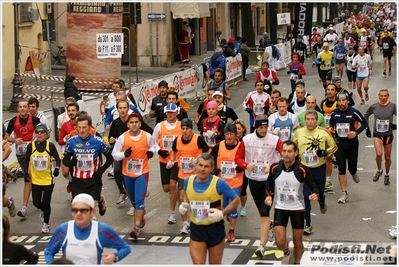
147, 13, 166, 21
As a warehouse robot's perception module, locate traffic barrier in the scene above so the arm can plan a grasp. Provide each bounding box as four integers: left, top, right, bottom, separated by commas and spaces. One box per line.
13, 93, 65, 102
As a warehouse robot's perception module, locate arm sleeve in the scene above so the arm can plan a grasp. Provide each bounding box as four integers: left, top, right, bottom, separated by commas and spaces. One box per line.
24, 143, 33, 172
354, 110, 368, 134
276, 139, 283, 154
152, 124, 161, 152
130, 104, 142, 117
265, 163, 278, 196
58, 124, 67, 146
197, 135, 210, 152
18, 244, 39, 264
147, 133, 156, 153
209, 144, 219, 162
271, 71, 280, 84
216, 178, 238, 199
298, 63, 307, 76
98, 223, 132, 261
50, 143, 61, 168
112, 135, 126, 161
44, 223, 68, 264
302, 166, 319, 195
6, 118, 15, 135
104, 107, 114, 128
229, 109, 239, 122
235, 141, 248, 169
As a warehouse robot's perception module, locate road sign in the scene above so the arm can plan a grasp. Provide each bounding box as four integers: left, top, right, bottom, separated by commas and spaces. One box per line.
147, 13, 166, 21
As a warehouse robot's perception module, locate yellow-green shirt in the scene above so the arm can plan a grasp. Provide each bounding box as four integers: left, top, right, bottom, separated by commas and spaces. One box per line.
293, 127, 337, 168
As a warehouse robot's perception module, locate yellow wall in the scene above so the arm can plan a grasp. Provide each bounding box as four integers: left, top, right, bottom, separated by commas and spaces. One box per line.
2, 3, 50, 85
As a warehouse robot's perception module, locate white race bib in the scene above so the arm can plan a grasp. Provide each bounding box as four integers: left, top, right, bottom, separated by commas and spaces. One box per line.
221, 161, 237, 178
190, 200, 210, 222
303, 150, 319, 167
251, 159, 269, 177
16, 142, 29, 156
127, 158, 143, 176
290, 74, 298, 81
77, 154, 94, 172
336, 123, 350, 138
337, 53, 344, 60
32, 155, 48, 171
324, 114, 331, 126
278, 185, 297, 205
162, 135, 177, 151
324, 61, 331, 68
180, 157, 195, 173
376, 119, 389, 133
254, 103, 264, 115
276, 127, 291, 141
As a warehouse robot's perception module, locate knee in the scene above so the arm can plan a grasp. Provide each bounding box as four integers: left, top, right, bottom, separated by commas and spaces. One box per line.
275, 236, 286, 249
385, 155, 391, 162
162, 184, 170, 193
376, 152, 383, 159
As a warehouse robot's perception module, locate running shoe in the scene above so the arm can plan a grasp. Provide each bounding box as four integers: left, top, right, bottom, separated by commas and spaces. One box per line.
255, 245, 265, 259
360, 99, 365, 105
352, 83, 356, 90
8, 197, 16, 217
383, 70, 387, 75
281, 248, 294, 264
384, 175, 390, 185
319, 202, 328, 214
365, 93, 369, 101
227, 231, 235, 242
130, 226, 139, 239
180, 221, 190, 235
41, 222, 50, 234
239, 207, 247, 217
116, 193, 128, 205
108, 167, 114, 177
338, 192, 348, 204
325, 180, 333, 191
373, 170, 383, 182
304, 225, 313, 235
168, 211, 177, 224
352, 173, 360, 183
66, 182, 72, 193
268, 220, 275, 242
17, 206, 27, 218
127, 204, 135, 216
98, 195, 106, 216
40, 210, 44, 223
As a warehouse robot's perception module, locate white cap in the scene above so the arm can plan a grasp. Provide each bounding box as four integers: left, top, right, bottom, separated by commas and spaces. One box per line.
329, 27, 334, 30
212, 91, 223, 97
72, 193, 95, 208
362, 29, 367, 32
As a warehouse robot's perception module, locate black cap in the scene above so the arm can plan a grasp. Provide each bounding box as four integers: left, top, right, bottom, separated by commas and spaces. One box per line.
158, 80, 168, 88
224, 123, 237, 134
337, 93, 349, 100
295, 79, 305, 87
181, 118, 193, 129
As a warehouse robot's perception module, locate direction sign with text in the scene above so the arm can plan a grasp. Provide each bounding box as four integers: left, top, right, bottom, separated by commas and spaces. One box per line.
147, 13, 166, 21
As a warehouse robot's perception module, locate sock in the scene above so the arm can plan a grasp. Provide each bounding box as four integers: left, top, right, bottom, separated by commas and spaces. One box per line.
229, 229, 234, 233
326, 176, 331, 182
284, 248, 290, 255
344, 191, 348, 195
134, 225, 140, 231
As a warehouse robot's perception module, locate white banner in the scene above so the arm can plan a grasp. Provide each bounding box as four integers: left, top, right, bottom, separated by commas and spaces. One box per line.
96, 33, 124, 59
277, 13, 291, 25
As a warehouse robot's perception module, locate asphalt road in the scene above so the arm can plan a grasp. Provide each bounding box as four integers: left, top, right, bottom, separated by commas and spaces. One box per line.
3, 47, 397, 265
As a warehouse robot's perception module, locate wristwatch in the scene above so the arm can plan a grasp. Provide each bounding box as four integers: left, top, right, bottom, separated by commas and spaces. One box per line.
114, 254, 119, 263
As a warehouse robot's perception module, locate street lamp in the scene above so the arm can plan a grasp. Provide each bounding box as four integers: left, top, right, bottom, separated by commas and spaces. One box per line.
10, 3, 23, 112
101, 25, 138, 86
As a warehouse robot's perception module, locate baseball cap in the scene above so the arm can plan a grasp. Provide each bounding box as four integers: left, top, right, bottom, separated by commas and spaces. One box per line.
168, 83, 175, 89
158, 80, 168, 88
127, 113, 141, 121
329, 27, 334, 30
35, 123, 49, 134
332, 76, 341, 82
181, 118, 193, 129
72, 193, 95, 208
164, 103, 178, 113
323, 42, 329, 47
224, 123, 237, 134
212, 91, 223, 98
338, 38, 344, 42
66, 97, 76, 103
362, 29, 367, 32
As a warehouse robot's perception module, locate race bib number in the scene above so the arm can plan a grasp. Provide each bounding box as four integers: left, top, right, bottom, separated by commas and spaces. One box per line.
190, 200, 210, 223
324, 61, 331, 68
276, 127, 291, 141
337, 53, 344, 60
359, 64, 367, 72
376, 119, 389, 133
298, 50, 304, 56
162, 135, 177, 151
254, 104, 264, 115
180, 157, 195, 173
16, 142, 28, 155
77, 154, 94, 172
324, 114, 331, 126
127, 159, 143, 176
290, 74, 298, 81
336, 123, 350, 138
303, 150, 319, 167
203, 134, 216, 147
221, 161, 236, 178
278, 185, 297, 205
33, 155, 48, 171
251, 159, 269, 177
383, 43, 389, 50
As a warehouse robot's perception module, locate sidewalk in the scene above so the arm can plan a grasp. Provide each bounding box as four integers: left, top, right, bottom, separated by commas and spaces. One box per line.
2, 50, 216, 122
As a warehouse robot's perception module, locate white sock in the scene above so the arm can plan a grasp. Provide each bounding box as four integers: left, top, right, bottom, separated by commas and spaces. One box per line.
326, 176, 331, 182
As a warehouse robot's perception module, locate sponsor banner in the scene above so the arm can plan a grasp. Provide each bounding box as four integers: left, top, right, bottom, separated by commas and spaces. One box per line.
225, 54, 243, 80
293, 3, 313, 38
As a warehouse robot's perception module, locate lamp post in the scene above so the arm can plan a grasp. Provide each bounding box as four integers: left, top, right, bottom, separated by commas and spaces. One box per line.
101, 25, 138, 87
10, 3, 23, 112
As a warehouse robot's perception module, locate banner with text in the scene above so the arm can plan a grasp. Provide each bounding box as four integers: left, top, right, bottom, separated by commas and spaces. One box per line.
293, 3, 313, 38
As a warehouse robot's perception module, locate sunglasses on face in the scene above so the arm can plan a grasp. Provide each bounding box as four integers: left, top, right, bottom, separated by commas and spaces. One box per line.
71, 208, 91, 214
35, 130, 46, 134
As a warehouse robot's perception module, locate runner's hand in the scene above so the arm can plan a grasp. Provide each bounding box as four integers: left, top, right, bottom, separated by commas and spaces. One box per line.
365, 128, 372, 138
124, 147, 132, 158
179, 202, 190, 215
208, 208, 223, 222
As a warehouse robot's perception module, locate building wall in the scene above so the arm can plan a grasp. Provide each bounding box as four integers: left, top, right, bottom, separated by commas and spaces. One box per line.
2, 3, 49, 86
216, 3, 231, 43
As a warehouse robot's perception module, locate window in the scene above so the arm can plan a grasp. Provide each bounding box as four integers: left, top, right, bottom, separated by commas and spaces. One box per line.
20, 3, 33, 23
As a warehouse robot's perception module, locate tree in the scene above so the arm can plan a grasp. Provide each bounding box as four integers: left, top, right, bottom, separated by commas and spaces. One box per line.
241, 3, 255, 47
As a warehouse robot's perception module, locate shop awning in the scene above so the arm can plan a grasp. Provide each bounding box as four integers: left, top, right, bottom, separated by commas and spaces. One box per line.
171, 3, 210, 19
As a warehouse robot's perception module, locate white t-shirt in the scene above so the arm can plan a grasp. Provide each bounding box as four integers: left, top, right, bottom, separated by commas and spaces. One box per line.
352, 54, 372, 77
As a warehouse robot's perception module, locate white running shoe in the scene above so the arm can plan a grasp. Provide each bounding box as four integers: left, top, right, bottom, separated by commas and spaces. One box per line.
39, 210, 44, 223
168, 211, 177, 224
41, 222, 50, 234
180, 221, 190, 234
126, 204, 135, 216
338, 192, 348, 204
116, 193, 128, 205
17, 206, 27, 218
8, 197, 16, 217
